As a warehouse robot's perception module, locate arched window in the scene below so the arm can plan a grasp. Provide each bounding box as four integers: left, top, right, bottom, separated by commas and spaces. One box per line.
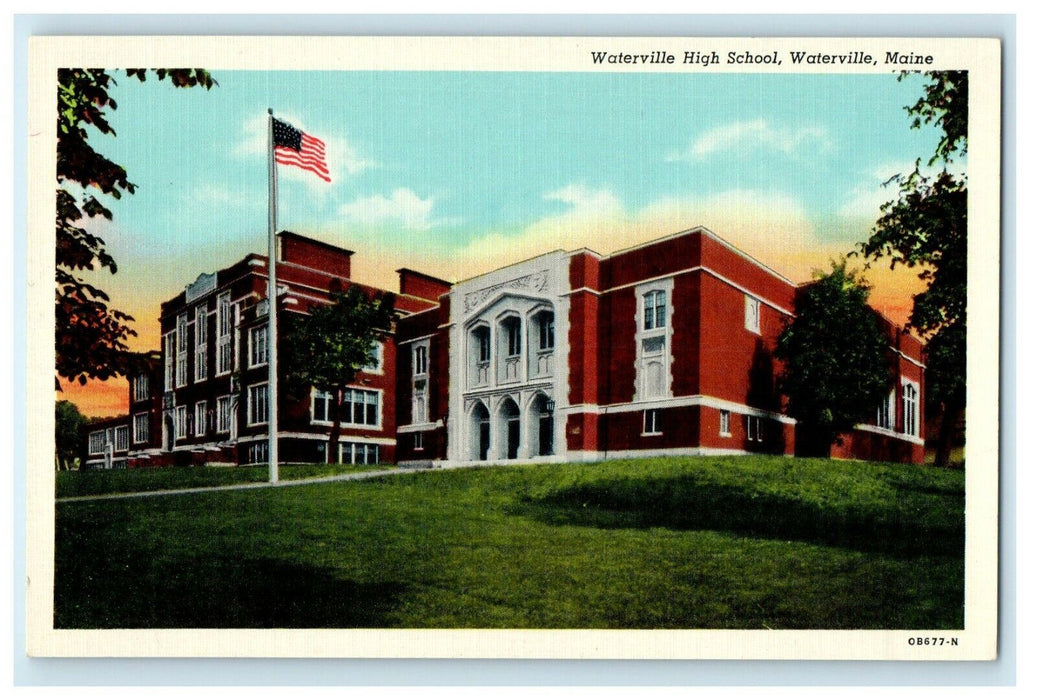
534, 310, 555, 351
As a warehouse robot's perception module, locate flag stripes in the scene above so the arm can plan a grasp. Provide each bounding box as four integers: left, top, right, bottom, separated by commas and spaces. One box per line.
272, 118, 331, 182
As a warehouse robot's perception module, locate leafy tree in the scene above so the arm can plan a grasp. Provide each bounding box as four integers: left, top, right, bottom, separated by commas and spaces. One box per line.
856, 71, 967, 466
55, 400, 88, 470
282, 286, 396, 463
776, 262, 893, 457
57, 68, 215, 387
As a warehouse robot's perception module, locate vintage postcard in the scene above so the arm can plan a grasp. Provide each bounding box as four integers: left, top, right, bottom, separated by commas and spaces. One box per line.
26, 35, 1000, 660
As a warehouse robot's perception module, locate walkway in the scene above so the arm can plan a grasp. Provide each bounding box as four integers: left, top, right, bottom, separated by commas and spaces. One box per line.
56, 465, 435, 504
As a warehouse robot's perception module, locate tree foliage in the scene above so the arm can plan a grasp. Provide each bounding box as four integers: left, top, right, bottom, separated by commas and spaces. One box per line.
856, 71, 967, 465
282, 286, 396, 462
55, 400, 88, 470
776, 262, 892, 456
56, 68, 215, 387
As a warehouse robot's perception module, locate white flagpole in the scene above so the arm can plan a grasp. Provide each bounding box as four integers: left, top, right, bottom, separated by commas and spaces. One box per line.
267, 108, 279, 483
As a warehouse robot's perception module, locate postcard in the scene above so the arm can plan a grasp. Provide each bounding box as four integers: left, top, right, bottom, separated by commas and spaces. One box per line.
26, 35, 1000, 660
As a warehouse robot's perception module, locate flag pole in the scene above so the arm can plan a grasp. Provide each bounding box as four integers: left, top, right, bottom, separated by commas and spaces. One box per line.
267, 108, 279, 483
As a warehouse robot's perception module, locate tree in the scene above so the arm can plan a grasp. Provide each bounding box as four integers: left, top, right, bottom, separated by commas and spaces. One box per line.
776, 262, 893, 457
55, 400, 88, 470
57, 68, 215, 387
856, 71, 967, 466
282, 286, 396, 463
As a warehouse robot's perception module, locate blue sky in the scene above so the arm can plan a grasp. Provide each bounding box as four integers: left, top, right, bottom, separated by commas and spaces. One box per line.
71, 68, 947, 412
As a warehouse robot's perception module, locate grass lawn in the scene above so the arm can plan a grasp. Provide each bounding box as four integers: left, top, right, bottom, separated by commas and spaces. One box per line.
55, 463, 395, 498
54, 456, 965, 629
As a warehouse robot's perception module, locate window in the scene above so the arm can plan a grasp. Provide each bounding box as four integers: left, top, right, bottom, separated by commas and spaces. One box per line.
88, 431, 105, 455
720, 409, 731, 437
364, 342, 383, 372
745, 296, 761, 334
414, 344, 428, 376
877, 389, 895, 430
341, 442, 379, 465
902, 380, 919, 437
503, 317, 522, 357
195, 401, 208, 437
414, 432, 424, 451
195, 306, 208, 382
635, 280, 673, 401
644, 290, 667, 330
643, 409, 661, 435
312, 390, 336, 424
114, 425, 129, 451
474, 326, 491, 363
132, 373, 150, 403
175, 405, 188, 438
249, 326, 268, 367
413, 380, 428, 424
247, 441, 268, 464
746, 415, 763, 442
163, 334, 174, 391
216, 395, 232, 433
536, 311, 555, 351
216, 291, 233, 375
247, 384, 269, 426
343, 388, 379, 426
176, 313, 188, 387
133, 413, 149, 444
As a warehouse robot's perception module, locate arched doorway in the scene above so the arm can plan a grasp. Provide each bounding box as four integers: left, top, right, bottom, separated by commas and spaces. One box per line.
528, 393, 555, 457
469, 401, 490, 461
497, 397, 520, 460
164, 414, 175, 452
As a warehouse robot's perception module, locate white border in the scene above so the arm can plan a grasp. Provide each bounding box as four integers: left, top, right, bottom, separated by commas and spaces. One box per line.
26, 34, 1001, 662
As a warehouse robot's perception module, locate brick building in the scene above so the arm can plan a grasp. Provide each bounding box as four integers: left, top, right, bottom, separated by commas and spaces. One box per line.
85, 226, 925, 469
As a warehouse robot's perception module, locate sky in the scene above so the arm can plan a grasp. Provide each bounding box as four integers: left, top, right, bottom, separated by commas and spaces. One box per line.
60, 69, 951, 416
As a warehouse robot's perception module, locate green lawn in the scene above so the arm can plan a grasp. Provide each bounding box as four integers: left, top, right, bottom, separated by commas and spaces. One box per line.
56, 463, 395, 498
54, 456, 964, 629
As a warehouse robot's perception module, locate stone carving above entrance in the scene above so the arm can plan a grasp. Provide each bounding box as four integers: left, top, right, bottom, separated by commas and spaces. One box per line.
463, 270, 550, 313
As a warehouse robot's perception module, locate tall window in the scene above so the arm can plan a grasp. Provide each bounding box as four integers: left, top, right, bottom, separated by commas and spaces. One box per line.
216, 291, 233, 375
475, 326, 491, 362
249, 326, 268, 367
88, 431, 105, 455
195, 400, 208, 437
364, 342, 383, 373
216, 395, 232, 433
175, 313, 188, 387
745, 295, 761, 334
163, 334, 174, 391
114, 426, 129, 451
877, 390, 895, 430
535, 310, 555, 351
175, 405, 188, 438
414, 345, 428, 376
636, 281, 672, 401
746, 415, 763, 443
643, 290, 667, 330
132, 373, 150, 403
247, 383, 269, 426
194, 306, 208, 382
902, 380, 919, 437
719, 409, 731, 437
643, 409, 661, 435
503, 317, 522, 357
133, 413, 150, 444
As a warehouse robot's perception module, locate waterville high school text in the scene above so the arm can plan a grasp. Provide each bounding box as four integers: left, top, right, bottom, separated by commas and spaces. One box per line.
590, 50, 935, 67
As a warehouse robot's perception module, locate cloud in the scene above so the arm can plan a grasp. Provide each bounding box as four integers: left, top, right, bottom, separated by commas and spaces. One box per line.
235, 113, 375, 185
668, 119, 830, 162
338, 188, 437, 231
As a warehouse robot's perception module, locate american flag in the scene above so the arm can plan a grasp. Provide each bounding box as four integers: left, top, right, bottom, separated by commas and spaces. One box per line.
272, 118, 331, 182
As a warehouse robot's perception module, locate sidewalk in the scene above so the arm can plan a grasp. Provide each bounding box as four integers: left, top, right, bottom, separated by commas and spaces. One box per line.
56, 466, 421, 504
